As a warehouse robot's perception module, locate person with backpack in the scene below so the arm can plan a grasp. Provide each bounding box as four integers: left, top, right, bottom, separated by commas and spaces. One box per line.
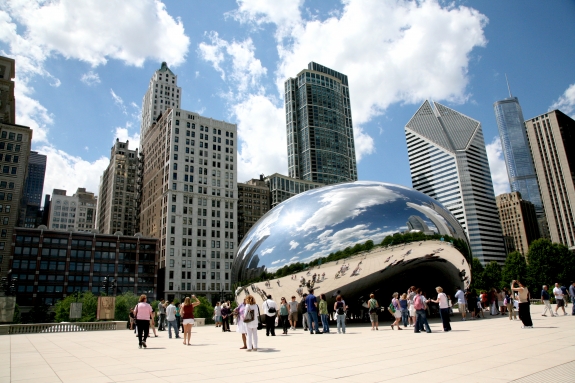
430, 286, 450, 332
390, 292, 403, 330
262, 294, 278, 336
243, 295, 260, 351
367, 293, 379, 331
413, 289, 432, 333
334, 295, 347, 334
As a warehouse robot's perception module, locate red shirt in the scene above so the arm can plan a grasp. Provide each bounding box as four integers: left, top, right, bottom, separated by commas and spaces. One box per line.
181, 304, 195, 319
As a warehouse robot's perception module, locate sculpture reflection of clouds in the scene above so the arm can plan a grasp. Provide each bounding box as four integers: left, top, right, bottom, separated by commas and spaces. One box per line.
232, 181, 470, 283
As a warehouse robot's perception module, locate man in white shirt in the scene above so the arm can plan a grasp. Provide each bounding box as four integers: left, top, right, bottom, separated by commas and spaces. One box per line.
262, 294, 278, 336
454, 288, 466, 321
553, 283, 567, 316
165, 300, 180, 339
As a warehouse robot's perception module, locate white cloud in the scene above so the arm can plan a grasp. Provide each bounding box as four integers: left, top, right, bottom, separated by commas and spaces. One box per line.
38, 145, 109, 197
485, 136, 510, 196
81, 71, 100, 86
550, 83, 575, 117
289, 240, 299, 250
231, 0, 304, 38
110, 89, 127, 115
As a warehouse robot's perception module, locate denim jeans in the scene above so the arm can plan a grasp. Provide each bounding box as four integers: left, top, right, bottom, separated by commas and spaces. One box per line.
167, 319, 179, 338
320, 313, 330, 333
414, 309, 431, 333
336, 314, 346, 333
307, 311, 320, 333
401, 309, 409, 327
158, 314, 166, 330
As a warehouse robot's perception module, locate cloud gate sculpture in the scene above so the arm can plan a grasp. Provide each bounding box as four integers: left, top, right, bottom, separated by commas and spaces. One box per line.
233, 181, 471, 309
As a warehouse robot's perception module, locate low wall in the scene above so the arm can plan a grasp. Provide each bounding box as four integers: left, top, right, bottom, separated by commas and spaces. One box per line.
0, 321, 126, 335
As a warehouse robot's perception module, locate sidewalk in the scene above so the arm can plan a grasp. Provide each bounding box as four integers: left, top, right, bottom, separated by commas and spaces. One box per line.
1, 306, 573, 383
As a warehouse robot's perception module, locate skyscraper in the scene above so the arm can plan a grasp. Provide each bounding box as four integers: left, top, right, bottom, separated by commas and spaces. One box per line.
140, 62, 182, 138
524, 110, 575, 249
0, 56, 15, 125
284, 62, 358, 184
496, 192, 540, 255
19, 151, 47, 228
493, 97, 546, 223
96, 139, 139, 236
405, 101, 506, 264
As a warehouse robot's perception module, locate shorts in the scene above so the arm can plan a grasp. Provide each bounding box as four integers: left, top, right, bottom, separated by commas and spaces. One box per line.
394, 310, 402, 319
215, 316, 222, 322
369, 312, 378, 322
556, 299, 565, 307
458, 303, 466, 312
408, 307, 416, 316
498, 301, 504, 307
183, 318, 195, 325
289, 312, 298, 322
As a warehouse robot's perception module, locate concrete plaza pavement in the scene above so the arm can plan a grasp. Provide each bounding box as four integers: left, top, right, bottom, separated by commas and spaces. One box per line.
1, 306, 574, 383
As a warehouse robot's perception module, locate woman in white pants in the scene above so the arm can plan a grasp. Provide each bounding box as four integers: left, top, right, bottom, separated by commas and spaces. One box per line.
244, 295, 260, 352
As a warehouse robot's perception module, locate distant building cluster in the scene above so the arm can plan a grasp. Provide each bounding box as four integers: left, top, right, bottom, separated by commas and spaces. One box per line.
2, 52, 575, 309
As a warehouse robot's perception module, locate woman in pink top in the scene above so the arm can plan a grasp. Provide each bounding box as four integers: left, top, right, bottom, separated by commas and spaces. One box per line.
134, 294, 154, 349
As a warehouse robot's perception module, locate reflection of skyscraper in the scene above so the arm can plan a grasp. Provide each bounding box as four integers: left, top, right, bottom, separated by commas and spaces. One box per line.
493, 97, 546, 231
405, 101, 506, 264
284, 62, 358, 184
406, 215, 430, 233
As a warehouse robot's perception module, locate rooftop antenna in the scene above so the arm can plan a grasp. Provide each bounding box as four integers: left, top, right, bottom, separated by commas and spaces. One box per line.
505, 73, 513, 98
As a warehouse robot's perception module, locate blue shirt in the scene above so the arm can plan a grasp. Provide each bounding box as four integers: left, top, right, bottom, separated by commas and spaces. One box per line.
541, 290, 550, 300
305, 294, 317, 312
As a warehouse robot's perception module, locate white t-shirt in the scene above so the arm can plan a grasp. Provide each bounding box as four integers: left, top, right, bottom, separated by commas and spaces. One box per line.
553, 287, 564, 300
455, 290, 465, 304
263, 299, 277, 316
437, 292, 449, 309
214, 306, 222, 316
245, 304, 260, 329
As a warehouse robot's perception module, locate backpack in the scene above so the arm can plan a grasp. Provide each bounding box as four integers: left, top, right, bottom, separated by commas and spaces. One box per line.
336, 301, 345, 315
413, 295, 425, 310
387, 303, 395, 315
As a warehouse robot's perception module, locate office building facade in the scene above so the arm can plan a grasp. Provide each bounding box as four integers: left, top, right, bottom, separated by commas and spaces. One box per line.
264, 173, 324, 208
19, 151, 47, 228
139, 107, 237, 301
9, 228, 158, 306
525, 110, 575, 249
0, 56, 15, 125
140, 62, 182, 139
285, 62, 358, 184
97, 139, 138, 236
47, 188, 97, 232
237, 177, 270, 244
496, 192, 540, 255
405, 101, 506, 264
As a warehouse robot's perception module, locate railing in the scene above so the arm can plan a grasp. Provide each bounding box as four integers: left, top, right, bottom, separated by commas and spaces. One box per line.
0, 321, 126, 335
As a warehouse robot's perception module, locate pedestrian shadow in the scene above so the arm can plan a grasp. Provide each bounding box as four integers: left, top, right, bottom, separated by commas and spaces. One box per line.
255, 348, 280, 353
447, 330, 469, 332
531, 327, 558, 329
142, 347, 166, 349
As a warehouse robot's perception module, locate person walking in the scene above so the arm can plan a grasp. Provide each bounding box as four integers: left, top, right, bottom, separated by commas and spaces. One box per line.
262, 294, 278, 336
288, 296, 299, 330
175, 302, 182, 333
149, 309, 159, 337
214, 302, 222, 328
334, 295, 347, 334
244, 295, 260, 351
181, 295, 201, 345
367, 293, 379, 331
390, 292, 402, 330
408, 287, 416, 327
541, 285, 556, 317
504, 288, 517, 320
413, 289, 431, 333
301, 293, 309, 331
134, 294, 154, 349
511, 280, 532, 329
306, 289, 321, 334
129, 308, 135, 332
553, 283, 567, 316
431, 287, 451, 332
166, 300, 180, 339
279, 297, 290, 335
454, 287, 466, 321
235, 298, 248, 349
221, 303, 231, 332
319, 294, 330, 333
570, 281, 575, 316
158, 299, 166, 331
399, 293, 409, 328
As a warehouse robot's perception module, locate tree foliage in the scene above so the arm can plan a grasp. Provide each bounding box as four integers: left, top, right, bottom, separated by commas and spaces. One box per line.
526, 239, 574, 292
114, 292, 140, 321
53, 292, 98, 322
482, 261, 502, 290
501, 251, 527, 285
469, 257, 485, 291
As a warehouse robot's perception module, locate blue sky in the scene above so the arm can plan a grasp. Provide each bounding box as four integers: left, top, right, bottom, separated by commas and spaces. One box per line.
1, 0, 574, 201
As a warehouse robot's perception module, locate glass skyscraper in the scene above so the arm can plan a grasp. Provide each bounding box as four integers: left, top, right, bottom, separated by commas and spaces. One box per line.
284, 62, 358, 184
493, 97, 544, 218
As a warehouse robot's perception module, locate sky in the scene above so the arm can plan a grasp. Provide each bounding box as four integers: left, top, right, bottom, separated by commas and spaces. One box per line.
1, 0, 574, 203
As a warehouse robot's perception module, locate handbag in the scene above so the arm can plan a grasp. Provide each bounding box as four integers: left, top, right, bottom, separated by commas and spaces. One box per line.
244, 306, 255, 323
256, 305, 263, 330
387, 303, 395, 315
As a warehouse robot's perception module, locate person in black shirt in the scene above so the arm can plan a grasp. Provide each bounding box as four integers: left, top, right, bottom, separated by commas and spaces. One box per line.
541, 285, 555, 317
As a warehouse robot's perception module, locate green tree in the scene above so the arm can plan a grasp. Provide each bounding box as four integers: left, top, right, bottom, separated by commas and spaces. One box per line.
114, 292, 140, 321
556, 242, 575, 284
364, 240, 375, 251
501, 251, 527, 286
469, 257, 485, 291
527, 239, 556, 292
12, 303, 21, 324
482, 261, 502, 289
193, 295, 215, 323
54, 292, 98, 322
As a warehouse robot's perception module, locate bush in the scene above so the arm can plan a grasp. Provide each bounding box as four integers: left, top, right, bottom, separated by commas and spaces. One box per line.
114, 292, 140, 321
53, 292, 98, 322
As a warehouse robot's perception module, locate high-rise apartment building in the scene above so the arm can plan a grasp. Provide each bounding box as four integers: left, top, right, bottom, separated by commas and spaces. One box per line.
0, 56, 15, 125
493, 97, 546, 228
496, 192, 540, 255
237, 176, 270, 244
264, 173, 324, 208
405, 101, 506, 264
140, 62, 182, 139
48, 188, 97, 232
525, 110, 575, 249
284, 62, 358, 184
139, 107, 237, 301
97, 139, 139, 236
0, 123, 32, 277
19, 151, 47, 228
